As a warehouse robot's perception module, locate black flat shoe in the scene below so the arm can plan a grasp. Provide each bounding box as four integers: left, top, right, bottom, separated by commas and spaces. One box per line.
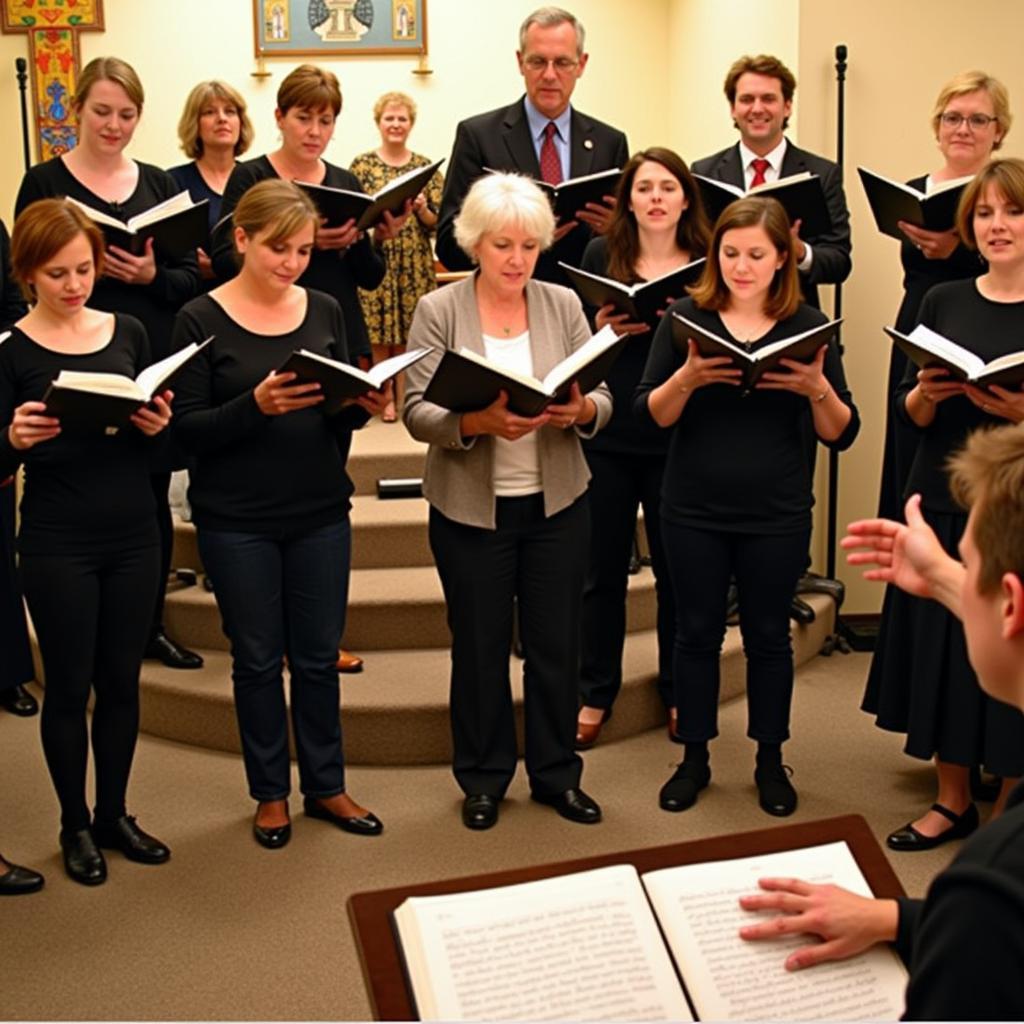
531, 787, 602, 824
462, 794, 499, 830
0, 684, 39, 717
93, 815, 170, 864
60, 829, 107, 886
0, 857, 44, 895
887, 802, 979, 852
144, 631, 204, 670
755, 763, 798, 817
303, 796, 383, 836
253, 821, 292, 849
659, 760, 711, 812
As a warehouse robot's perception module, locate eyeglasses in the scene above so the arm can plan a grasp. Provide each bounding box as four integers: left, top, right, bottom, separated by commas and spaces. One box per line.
940, 112, 999, 131
522, 56, 579, 73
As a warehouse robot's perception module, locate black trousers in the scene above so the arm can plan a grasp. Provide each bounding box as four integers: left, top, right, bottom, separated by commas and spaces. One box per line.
429, 495, 588, 798
150, 471, 174, 638
0, 483, 33, 690
21, 543, 160, 831
580, 448, 674, 710
661, 522, 809, 745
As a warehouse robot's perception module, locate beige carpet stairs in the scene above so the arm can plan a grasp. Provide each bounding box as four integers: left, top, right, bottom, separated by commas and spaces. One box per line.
142, 419, 836, 765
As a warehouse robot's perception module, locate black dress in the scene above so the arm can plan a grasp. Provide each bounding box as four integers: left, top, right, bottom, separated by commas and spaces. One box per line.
876, 174, 984, 520
211, 155, 386, 363
864, 280, 1024, 777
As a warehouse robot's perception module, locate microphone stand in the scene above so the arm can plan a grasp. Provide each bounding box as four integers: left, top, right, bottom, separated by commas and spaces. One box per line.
16, 57, 32, 172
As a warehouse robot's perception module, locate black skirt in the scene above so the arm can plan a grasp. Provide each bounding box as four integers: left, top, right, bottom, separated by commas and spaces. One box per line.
862, 509, 1024, 777
0, 484, 33, 689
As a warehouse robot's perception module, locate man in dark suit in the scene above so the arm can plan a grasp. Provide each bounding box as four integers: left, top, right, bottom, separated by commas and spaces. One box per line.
436, 6, 629, 284
692, 54, 851, 309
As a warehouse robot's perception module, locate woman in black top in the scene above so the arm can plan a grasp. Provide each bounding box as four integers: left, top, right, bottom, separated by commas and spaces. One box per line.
212, 64, 407, 366
877, 71, 1010, 521
865, 158, 1024, 851
173, 180, 389, 849
15, 56, 202, 673
573, 148, 709, 749
636, 196, 858, 816
1, 199, 174, 885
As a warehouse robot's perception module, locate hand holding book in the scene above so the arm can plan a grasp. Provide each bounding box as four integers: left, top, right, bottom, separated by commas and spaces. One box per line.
962, 380, 1024, 423
897, 222, 960, 260
129, 390, 173, 436
104, 236, 158, 286
253, 370, 325, 416
459, 389, 550, 441
676, 338, 744, 392
756, 343, 829, 398
596, 303, 650, 336
7, 401, 60, 450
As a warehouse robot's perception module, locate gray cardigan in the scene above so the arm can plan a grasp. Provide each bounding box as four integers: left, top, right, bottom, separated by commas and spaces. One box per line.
403, 275, 612, 529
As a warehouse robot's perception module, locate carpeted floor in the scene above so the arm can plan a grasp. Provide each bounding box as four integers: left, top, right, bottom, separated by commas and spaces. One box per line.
1, 652, 976, 1021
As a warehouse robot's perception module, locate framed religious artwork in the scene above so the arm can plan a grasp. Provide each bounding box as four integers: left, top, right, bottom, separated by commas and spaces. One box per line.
253, 0, 427, 58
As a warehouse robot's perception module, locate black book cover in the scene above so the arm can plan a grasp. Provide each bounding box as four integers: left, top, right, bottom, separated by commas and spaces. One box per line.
858, 168, 970, 240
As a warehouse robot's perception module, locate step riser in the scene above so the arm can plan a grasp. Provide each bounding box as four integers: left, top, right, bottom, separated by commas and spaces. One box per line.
348, 452, 425, 496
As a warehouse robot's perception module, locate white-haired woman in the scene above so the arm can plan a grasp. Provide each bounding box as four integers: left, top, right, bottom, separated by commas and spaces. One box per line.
403, 173, 612, 831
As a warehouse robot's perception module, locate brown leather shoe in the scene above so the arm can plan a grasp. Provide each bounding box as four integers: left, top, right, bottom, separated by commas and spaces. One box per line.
575, 707, 611, 750
336, 649, 364, 674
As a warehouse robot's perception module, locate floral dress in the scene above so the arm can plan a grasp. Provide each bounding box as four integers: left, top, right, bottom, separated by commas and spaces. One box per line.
349, 151, 444, 348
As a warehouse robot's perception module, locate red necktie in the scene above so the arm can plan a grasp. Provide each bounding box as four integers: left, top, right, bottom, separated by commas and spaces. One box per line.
750, 158, 770, 188
540, 122, 563, 185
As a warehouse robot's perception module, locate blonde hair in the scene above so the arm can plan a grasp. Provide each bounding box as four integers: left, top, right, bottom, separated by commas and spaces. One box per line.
177, 80, 253, 159
932, 71, 1011, 149
232, 179, 319, 250
11, 199, 105, 299
956, 158, 1024, 250
373, 91, 416, 125
74, 56, 144, 113
453, 173, 555, 257
277, 64, 342, 116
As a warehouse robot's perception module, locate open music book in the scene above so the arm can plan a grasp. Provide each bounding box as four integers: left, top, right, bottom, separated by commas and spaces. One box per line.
42, 337, 212, 431
421, 324, 626, 416
857, 168, 973, 240
297, 159, 443, 231
884, 324, 1024, 389
277, 347, 428, 414
672, 314, 841, 393
67, 193, 209, 260
559, 259, 706, 329
694, 172, 832, 236
392, 840, 908, 1022
486, 166, 622, 224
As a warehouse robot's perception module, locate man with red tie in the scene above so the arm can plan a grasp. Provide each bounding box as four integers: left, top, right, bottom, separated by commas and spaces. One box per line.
692, 54, 852, 309
436, 6, 629, 285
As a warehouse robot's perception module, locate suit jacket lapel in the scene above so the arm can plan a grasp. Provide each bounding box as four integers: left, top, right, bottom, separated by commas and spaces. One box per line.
780, 141, 808, 177
719, 145, 745, 188
569, 108, 594, 178
502, 100, 542, 177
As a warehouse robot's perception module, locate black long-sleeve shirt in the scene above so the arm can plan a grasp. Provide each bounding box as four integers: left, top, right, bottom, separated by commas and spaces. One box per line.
15, 158, 200, 361
211, 156, 385, 362
171, 289, 368, 535
634, 298, 859, 534
0, 315, 158, 555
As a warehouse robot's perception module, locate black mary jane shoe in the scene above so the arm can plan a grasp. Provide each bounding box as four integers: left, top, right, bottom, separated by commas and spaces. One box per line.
0, 684, 39, 717
0, 856, 44, 895
462, 794, 500, 830
303, 796, 383, 836
144, 631, 204, 670
530, 787, 602, 824
60, 829, 107, 886
754, 762, 798, 817
887, 802, 979, 852
93, 815, 170, 864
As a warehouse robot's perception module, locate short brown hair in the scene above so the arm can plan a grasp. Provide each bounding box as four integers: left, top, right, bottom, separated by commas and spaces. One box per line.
177, 80, 254, 159
373, 91, 416, 125
689, 196, 801, 320
932, 70, 1012, 150
10, 199, 105, 299
277, 64, 342, 116
956, 158, 1024, 250
232, 179, 319, 252
605, 148, 709, 283
949, 423, 1024, 594
74, 56, 144, 113
724, 54, 796, 105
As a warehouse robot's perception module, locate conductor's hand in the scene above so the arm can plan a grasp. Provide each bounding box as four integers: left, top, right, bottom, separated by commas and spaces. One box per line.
8, 401, 60, 450
317, 218, 361, 251
756, 345, 828, 398
546, 381, 594, 429
131, 390, 173, 436
576, 195, 617, 234
898, 221, 960, 261
964, 381, 1024, 423
355, 380, 393, 418
254, 370, 324, 416
841, 493, 948, 599
595, 303, 647, 336
105, 237, 158, 285
738, 877, 898, 971
461, 390, 549, 440
676, 338, 743, 392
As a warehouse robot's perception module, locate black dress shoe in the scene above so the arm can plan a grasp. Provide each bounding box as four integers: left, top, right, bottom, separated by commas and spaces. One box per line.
253, 821, 292, 850
887, 802, 979, 852
303, 796, 383, 836
93, 815, 171, 864
0, 684, 39, 717
60, 829, 107, 886
144, 631, 204, 670
531, 787, 602, 824
660, 760, 711, 812
462, 794, 499, 830
755, 763, 798, 817
0, 857, 44, 895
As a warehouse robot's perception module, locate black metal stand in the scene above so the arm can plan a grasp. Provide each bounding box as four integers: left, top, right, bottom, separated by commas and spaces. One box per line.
15, 57, 31, 172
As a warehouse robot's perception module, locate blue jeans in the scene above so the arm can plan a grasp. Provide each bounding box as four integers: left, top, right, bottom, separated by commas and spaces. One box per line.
198, 518, 351, 801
